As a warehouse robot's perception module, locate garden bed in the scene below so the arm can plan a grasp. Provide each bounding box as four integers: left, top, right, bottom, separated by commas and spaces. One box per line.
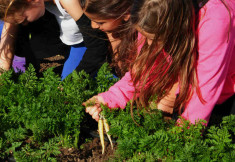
42, 56, 118, 161
40, 56, 119, 161
0, 57, 234, 161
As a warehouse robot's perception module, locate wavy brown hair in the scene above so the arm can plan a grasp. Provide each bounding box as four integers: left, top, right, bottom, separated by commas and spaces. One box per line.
129, 0, 202, 114
80, 0, 137, 76
0, 0, 29, 23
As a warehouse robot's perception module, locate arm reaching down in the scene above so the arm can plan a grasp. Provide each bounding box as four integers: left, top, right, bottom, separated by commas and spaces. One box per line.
99, 72, 135, 109
0, 22, 18, 74
83, 72, 135, 121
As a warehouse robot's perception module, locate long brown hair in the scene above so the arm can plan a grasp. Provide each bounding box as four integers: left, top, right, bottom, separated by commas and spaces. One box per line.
130, 0, 200, 114
80, 0, 137, 76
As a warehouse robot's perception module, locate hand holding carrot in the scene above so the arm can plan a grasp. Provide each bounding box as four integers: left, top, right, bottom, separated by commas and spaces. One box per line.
83, 95, 106, 121
83, 96, 113, 154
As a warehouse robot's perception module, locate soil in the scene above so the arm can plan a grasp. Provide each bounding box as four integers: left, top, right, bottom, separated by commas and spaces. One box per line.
39, 55, 66, 74
40, 56, 118, 161
57, 137, 117, 162
57, 117, 118, 162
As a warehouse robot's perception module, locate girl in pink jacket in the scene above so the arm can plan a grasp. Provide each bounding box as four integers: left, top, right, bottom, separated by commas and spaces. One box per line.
84, 0, 235, 126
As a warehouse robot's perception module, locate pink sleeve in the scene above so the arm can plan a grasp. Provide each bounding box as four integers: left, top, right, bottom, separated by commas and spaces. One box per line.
98, 33, 145, 109
98, 72, 135, 109
181, 3, 234, 125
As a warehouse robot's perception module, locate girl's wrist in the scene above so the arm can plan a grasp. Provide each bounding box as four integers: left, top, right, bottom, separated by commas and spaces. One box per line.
0, 66, 7, 73
0, 58, 12, 71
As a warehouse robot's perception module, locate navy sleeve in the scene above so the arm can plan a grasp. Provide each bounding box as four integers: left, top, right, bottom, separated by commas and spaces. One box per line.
75, 14, 111, 77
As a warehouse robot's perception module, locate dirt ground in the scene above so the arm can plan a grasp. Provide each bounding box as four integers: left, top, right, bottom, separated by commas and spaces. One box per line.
40, 56, 117, 161
57, 137, 117, 162
39, 55, 65, 74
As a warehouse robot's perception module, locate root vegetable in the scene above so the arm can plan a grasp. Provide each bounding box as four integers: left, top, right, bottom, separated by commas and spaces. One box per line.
103, 118, 113, 150
98, 117, 105, 154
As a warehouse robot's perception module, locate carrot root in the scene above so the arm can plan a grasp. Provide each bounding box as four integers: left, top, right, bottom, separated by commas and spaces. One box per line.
98, 118, 105, 154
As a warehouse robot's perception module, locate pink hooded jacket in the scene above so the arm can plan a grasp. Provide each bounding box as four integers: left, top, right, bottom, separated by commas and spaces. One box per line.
99, 0, 235, 124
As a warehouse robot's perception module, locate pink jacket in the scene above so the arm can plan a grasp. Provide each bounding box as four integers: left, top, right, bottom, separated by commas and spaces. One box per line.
99, 0, 235, 124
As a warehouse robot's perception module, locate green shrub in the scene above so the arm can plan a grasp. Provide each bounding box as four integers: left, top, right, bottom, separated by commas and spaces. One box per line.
0, 63, 234, 161
0, 63, 117, 160
103, 104, 235, 161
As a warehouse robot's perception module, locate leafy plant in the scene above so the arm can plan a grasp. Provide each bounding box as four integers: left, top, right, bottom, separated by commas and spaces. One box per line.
0, 63, 117, 160
102, 104, 235, 161
0, 63, 234, 161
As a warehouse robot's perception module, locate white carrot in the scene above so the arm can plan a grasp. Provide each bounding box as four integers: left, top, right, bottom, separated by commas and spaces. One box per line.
98, 117, 105, 154
103, 118, 113, 150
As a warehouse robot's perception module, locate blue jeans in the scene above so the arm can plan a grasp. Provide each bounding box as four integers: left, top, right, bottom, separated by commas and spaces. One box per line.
61, 42, 87, 80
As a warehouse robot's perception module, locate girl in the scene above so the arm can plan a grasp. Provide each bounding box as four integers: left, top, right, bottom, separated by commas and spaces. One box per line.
80, 0, 136, 77
0, 0, 109, 79
84, 0, 235, 125
0, 11, 70, 74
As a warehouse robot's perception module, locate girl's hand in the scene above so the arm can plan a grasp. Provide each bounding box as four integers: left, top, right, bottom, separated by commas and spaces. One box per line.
83, 96, 106, 121
156, 82, 178, 119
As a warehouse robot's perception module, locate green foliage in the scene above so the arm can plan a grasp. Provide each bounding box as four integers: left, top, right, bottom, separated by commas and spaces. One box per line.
13, 138, 61, 162
0, 63, 117, 160
205, 115, 235, 161
95, 63, 119, 93
0, 63, 234, 161
103, 104, 235, 161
